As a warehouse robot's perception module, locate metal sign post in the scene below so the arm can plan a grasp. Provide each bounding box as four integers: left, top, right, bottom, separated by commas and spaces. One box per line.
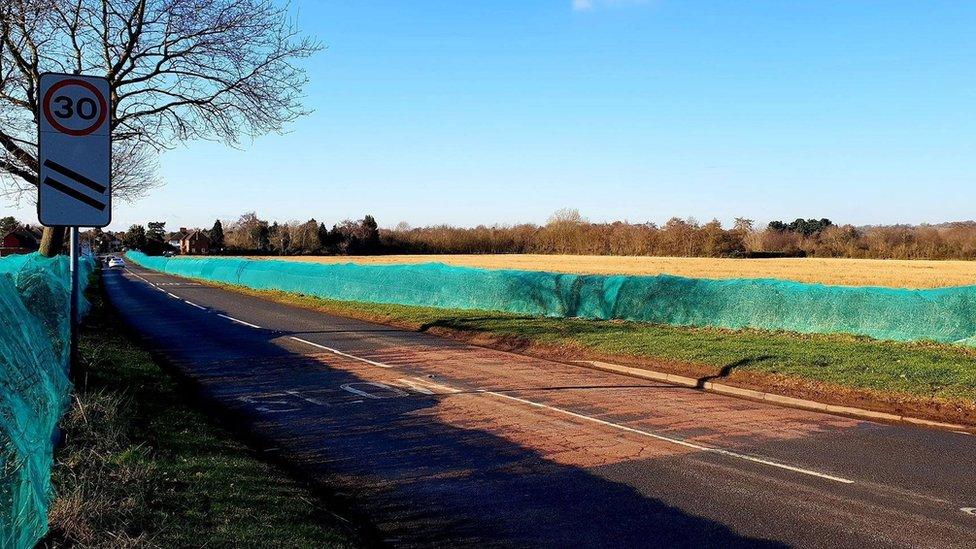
69, 227, 80, 371
36, 73, 112, 373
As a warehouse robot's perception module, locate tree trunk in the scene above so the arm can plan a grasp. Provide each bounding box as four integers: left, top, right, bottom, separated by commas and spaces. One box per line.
39, 226, 67, 257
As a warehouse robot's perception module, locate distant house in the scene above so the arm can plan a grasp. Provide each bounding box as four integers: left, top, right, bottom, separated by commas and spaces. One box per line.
0, 228, 41, 257
104, 232, 124, 253
180, 230, 211, 255
167, 227, 189, 248
93, 231, 124, 254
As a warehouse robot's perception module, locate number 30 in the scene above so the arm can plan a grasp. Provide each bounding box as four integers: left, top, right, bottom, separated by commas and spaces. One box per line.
53, 95, 98, 120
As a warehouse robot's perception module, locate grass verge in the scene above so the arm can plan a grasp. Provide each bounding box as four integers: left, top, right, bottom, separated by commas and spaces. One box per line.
43, 277, 357, 547
213, 282, 976, 426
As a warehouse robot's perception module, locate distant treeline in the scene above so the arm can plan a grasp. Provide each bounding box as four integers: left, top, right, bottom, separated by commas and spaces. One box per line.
218, 213, 382, 255
105, 209, 976, 260
381, 210, 976, 260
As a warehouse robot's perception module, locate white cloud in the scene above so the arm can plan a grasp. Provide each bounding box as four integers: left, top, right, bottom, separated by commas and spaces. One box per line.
572, 0, 650, 11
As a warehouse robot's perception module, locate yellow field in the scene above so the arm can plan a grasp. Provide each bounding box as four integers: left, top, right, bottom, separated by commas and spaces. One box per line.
253, 254, 976, 288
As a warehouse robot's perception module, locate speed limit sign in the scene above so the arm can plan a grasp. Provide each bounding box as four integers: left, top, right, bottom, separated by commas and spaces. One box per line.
37, 73, 112, 227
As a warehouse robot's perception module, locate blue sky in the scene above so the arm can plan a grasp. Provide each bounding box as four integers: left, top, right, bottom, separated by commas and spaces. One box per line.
5, 0, 975, 230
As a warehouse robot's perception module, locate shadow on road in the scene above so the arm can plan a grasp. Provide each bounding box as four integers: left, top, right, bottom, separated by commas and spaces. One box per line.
105, 270, 787, 548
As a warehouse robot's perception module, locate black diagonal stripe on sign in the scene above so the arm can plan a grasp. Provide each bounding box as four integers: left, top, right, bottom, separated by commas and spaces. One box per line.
43, 177, 107, 211
43, 160, 107, 194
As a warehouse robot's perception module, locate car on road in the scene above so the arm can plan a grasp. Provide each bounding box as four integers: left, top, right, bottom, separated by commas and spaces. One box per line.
107, 257, 126, 269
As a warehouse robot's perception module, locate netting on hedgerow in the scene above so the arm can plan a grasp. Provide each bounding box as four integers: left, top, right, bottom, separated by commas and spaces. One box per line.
127, 252, 976, 345
0, 253, 92, 549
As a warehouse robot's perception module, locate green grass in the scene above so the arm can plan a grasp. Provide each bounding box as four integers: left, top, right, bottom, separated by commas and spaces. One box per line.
44, 279, 356, 547
232, 286, 976, 404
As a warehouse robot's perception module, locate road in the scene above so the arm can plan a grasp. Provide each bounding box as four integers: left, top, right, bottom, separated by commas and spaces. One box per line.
104, 264, 976, 548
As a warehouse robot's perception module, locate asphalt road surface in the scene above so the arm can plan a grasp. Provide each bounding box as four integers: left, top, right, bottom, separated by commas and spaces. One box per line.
104, 264, 976, 548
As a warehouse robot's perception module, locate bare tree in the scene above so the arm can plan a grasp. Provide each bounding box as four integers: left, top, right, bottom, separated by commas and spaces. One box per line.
732, 217, 755, 233
1, 0, 319, 255
546, 208, 586, 226
290, 218, 320, 253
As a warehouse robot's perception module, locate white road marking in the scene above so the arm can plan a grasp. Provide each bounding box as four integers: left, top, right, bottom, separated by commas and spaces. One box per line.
340, 382, 408, 399
127, 270, 166, 292
237, 394, 300, 413
127, 271, 152, 284
962, 507, 976, 516
396, 378, 436, 394
286, 390, 330, 406
217, 314, 261, 329
289, 337, 392, 368
408, 376, 463, 394
483, 390, 856, 485
129, 269, 209, 311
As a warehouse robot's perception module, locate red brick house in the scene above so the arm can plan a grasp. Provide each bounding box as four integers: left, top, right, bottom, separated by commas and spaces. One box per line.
167, 228, 189, 248
0, 228, 41, 257
180, 230, 212, 255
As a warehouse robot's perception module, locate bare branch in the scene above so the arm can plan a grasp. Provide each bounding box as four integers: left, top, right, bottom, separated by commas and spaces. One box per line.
0, 0, 319, 205
0, 157, 34, 182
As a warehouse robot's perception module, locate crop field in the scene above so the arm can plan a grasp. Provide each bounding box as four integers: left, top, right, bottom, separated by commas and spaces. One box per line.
254, 254, 976, 289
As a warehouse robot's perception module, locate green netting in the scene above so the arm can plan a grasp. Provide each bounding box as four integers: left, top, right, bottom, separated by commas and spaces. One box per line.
1, 253, 92, 549
127, 252, 976, 345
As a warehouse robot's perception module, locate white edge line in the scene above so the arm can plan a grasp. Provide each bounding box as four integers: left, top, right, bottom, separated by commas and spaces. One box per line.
217, 314, 261, 329
484, 390, 855, 485
166, 292, 180, 299
184, 300, 206, 310
289, 337, 391, 368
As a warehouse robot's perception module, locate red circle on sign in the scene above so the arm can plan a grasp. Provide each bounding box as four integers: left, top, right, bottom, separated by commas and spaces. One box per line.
43, 79, 108, 137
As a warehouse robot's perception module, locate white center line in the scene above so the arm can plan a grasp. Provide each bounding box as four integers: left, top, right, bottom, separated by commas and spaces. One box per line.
483, 390, 855, 485
217, 314, 261, 329
289, 337, 392, 368
129, 269, 210, 311
128, 271, 165, 291
127, 271, 152, 284
409, 376, 463, 394
396, 378, 435, 394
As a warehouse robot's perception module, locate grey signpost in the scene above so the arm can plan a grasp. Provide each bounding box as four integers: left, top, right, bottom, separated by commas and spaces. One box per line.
37, 73, 112, 372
